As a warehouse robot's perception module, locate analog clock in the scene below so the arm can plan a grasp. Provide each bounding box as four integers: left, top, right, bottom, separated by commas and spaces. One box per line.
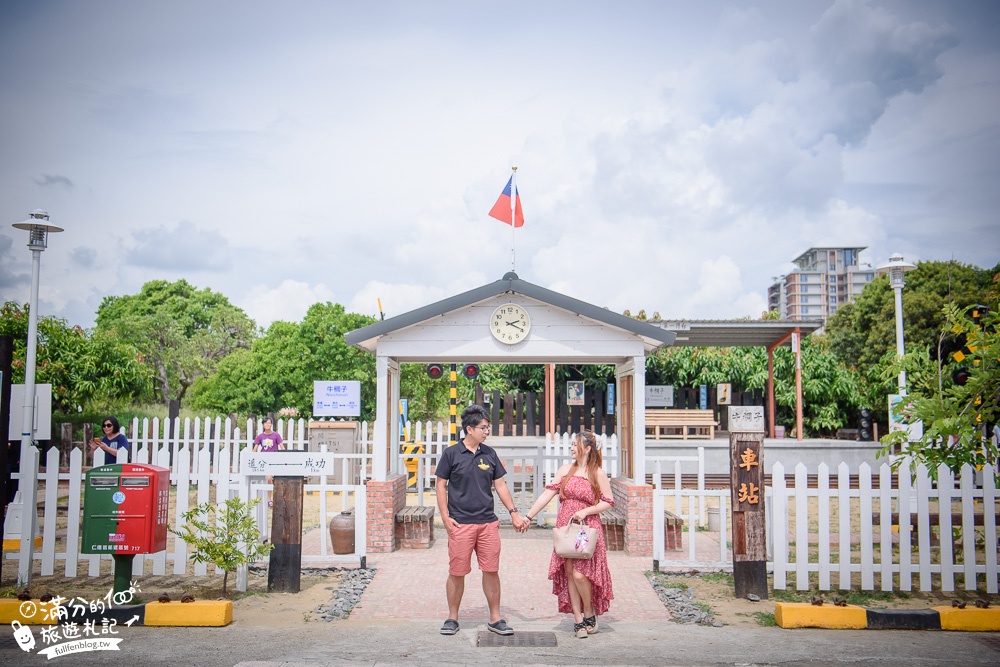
490, 303, 531, 344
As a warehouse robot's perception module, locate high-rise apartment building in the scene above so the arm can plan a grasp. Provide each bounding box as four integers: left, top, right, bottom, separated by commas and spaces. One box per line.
768, 246, 875, 322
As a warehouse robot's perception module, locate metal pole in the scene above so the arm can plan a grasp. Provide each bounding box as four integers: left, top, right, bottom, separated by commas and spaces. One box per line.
894, 285, 906, 393
17, 247, 42, 584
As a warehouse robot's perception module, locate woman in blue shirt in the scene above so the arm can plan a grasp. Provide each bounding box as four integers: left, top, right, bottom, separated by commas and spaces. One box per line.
90, 416, 130, 459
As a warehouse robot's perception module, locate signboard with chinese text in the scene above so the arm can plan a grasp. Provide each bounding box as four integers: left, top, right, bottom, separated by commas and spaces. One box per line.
729, 406, 765, 433
241, 450, 352, 477
645, 385, 674, 407
313, 380, 361, 417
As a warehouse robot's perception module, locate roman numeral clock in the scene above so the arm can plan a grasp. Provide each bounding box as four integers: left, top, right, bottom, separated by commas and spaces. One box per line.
490, 303, 531, 344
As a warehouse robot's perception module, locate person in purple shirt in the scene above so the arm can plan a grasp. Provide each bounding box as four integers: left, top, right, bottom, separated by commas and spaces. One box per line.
253, 417, 284, 506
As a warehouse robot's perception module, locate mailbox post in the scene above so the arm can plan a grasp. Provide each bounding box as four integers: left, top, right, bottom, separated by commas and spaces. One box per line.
82, 463, 169, 594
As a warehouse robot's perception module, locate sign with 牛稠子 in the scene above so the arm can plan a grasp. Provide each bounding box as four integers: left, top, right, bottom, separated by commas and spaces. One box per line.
645, 385, 673, 407
313, 380, 361, 417
728, 406, 765, 433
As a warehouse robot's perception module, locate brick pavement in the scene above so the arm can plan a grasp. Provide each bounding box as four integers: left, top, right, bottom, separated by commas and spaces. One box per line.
298, 524, 740, 626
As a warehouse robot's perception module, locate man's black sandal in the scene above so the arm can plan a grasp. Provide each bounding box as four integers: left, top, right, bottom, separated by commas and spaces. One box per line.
440, 619, 459, 635
487, 619, 514, 635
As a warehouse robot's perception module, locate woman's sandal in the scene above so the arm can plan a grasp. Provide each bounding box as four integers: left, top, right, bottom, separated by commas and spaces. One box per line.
574, 621, 588, 638
584, 614, 598, 634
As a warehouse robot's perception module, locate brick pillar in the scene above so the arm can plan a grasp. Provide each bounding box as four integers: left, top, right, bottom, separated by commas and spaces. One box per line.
611, 477, 652, 557
366, 473, 406, 553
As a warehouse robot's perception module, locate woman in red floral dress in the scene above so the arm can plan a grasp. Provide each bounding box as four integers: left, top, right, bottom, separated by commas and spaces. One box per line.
524, 430, 615, 638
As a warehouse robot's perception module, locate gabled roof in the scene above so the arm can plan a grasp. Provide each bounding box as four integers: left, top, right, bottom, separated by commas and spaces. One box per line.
344, 271, 677, 354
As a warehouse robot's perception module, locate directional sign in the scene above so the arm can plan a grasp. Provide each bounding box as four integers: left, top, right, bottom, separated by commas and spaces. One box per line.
241, 450, 350, 476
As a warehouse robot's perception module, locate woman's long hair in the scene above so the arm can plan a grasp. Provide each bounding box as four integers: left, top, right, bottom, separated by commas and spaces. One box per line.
559, 430, 603, 505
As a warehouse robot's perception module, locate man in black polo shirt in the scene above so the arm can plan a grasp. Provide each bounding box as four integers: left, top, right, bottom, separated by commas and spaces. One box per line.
435, 404, 529, 636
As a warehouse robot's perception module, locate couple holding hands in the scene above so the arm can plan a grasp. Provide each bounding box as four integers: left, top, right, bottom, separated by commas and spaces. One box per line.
435, 405, 615, 640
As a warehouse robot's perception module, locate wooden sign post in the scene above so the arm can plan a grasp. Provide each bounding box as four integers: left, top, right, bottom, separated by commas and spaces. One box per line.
268, 476, 304, 593
728, 406, 767, 599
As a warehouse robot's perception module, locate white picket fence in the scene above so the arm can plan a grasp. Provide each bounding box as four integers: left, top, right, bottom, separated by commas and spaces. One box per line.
654, 460, 999, 592
771, 461, 998, 593
10, 432, 371, 590
21, 415, 998, 594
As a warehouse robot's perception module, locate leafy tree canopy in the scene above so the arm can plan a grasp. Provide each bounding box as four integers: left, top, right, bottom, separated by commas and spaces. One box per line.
881, 302, 999, 473
95, 280, 255, 409
0, 301, 152, 412
190, 303, 377, 419
826, 260, 998, 372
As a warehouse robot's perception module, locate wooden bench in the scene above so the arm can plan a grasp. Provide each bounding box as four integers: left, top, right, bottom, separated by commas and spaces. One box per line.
664, 510, 684, 551
395, 505, 435, 549
600, 508, 684, 552
645, 409, 718, 440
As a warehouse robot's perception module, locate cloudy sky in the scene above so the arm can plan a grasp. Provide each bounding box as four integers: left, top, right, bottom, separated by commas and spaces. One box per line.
1, 0, 998, 331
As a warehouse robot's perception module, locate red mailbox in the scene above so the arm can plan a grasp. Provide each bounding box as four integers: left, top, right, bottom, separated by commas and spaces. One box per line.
82, 463, 170, 554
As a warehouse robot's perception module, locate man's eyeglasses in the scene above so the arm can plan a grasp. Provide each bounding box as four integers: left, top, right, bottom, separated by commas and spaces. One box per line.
475, 425, 491, 431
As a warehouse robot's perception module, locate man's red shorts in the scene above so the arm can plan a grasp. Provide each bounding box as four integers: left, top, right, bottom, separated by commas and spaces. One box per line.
447, 520, 501, 576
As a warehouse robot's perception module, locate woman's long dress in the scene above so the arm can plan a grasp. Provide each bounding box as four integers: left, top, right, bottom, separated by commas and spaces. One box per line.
546, 476, 615, 615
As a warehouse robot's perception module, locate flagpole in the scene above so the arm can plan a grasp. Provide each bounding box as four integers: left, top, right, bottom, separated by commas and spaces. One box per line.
510, 166, 517, 272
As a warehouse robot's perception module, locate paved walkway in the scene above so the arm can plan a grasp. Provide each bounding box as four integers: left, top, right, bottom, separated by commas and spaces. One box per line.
299, 521, 734, 625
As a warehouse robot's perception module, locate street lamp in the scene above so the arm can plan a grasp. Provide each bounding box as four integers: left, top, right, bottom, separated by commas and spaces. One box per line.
875, 253, 917, 393
11, 209, 63, 584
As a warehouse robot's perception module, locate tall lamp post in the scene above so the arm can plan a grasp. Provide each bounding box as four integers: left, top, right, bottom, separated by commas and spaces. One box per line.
875, 253, 916, 393
11, 209, 63, 584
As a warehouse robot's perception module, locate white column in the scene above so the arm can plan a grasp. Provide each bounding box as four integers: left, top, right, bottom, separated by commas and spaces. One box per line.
373, 355, 389, 481
633, 356, 646, 484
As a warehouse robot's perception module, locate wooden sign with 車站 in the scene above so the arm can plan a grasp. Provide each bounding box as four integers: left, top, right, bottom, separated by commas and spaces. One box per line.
728, 406, 767, 599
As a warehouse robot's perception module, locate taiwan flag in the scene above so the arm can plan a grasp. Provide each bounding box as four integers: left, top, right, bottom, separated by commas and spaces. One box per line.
488, 177, 524, 227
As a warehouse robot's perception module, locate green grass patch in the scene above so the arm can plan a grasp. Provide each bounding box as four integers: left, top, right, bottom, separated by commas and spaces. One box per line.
645, 571, 690, 591
752, 611, 776, 627
699, 571, 734, 585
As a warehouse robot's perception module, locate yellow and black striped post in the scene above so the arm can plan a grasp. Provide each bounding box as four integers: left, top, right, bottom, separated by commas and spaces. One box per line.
449, 364, 458, 445
401, 441, 423, 489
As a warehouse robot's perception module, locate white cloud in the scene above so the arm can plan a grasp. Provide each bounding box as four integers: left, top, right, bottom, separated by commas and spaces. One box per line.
240, 280, 336, 329
0, 0, 994, 334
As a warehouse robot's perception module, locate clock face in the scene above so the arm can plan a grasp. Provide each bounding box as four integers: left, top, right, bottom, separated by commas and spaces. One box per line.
490, 303, 531, 344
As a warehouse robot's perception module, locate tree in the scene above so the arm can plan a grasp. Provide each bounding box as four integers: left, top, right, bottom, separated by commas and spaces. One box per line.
95, 280, 256, 409
170, 496, 272, 597
191, 303, 378, 419
0, 301, 151, 412
827, 260, 998, 373
880, 302, 999, 473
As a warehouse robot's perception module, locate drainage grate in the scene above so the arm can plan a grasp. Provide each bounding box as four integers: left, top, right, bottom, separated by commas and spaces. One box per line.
477, 631, 558, 647
977, 636, 1000, 652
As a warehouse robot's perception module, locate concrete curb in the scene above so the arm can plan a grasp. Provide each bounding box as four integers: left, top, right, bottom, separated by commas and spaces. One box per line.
1, 598, 232, 627
775, 601, 1000, 631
